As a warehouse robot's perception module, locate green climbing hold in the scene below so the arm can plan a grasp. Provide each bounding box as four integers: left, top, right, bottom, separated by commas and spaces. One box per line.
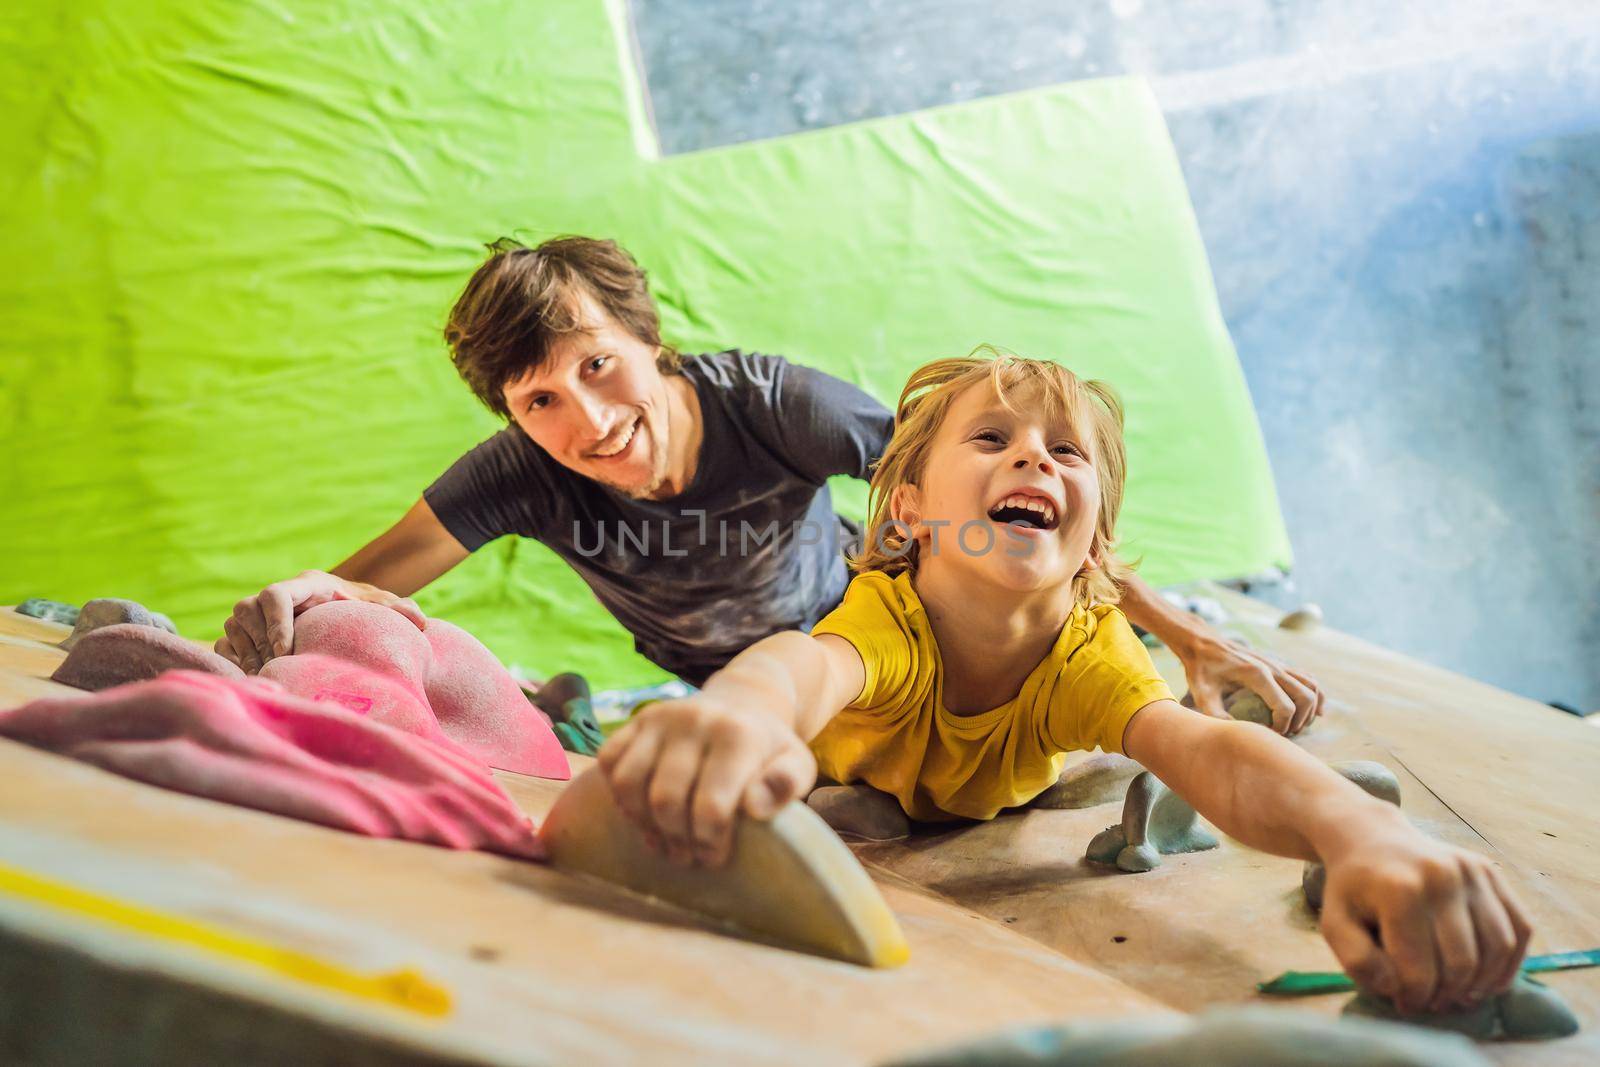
531, 673, 605, 757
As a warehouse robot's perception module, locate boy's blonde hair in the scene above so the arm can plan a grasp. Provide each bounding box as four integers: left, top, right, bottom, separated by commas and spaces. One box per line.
854, 346, 1133, 609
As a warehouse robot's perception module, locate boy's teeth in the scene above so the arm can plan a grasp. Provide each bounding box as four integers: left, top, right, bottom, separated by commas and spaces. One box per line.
994, 493, 1056, 525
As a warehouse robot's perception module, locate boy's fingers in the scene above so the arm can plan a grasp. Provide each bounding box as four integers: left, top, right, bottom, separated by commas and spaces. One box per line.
1380, 895, 1441, 1014
743, 744, 816, 820
1320, 899, 1397, 1000
596, 719, 637, 772
688, 723, 765, 867
646, 734, 709, 864
1483, 864, 1533, 992
603, 722, 665, 832
1464, 867, 1517, 1003
1428, 891, 1480, 1011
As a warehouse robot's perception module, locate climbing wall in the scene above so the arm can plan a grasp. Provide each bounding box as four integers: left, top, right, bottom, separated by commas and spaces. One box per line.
0, 0, 1288, 685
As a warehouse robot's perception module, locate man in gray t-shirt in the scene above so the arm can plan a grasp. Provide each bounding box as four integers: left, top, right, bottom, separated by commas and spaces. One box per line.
217, 236, 1323, 732
424, 349, 891, 685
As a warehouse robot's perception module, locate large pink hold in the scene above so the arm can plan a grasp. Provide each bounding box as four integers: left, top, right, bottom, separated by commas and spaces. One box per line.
0, 671, 543, 858
258, 654, 455, 751
283, 601, 569, 781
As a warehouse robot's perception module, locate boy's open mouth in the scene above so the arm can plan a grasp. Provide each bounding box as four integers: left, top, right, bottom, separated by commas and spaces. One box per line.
987, 491, 1059, 531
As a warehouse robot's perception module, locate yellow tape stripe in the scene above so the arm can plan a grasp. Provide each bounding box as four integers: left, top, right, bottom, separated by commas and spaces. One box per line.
0, 861, 451, 1017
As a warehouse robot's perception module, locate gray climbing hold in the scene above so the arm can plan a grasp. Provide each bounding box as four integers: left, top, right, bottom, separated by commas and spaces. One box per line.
1084, 771, 1217, 873
882, 1005, 1492, 1066
808, 784, 910, 841
1225, 690, 1275, 727
61, 598, 179, 651
1029, 753, 1143, 810
16, 598, 80, 626
52, 624, 244, 692
1344, 974, 1579, 1041
1304, 761, 1403, 912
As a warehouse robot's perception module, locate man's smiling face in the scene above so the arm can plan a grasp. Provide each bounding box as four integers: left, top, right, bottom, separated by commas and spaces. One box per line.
502, 294, 676, 498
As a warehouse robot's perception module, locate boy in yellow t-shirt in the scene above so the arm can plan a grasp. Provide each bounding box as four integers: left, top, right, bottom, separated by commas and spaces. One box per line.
600, 350, 1530, 1016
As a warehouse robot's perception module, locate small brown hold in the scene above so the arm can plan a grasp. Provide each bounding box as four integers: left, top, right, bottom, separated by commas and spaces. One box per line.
1278, 604, 1324, 631
807, 784, 911, 841
51, 624, 245, 692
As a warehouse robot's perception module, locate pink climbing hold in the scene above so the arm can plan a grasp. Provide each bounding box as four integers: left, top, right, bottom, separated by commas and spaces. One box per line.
290, 600, 432, 690
423, 619, 571, 781
257, 654, 462, 755
0, 671, 543, 858
278, 601, 569, 781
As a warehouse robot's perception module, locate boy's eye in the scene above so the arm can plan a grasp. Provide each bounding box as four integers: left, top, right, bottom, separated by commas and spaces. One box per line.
527, 395, 551, 412
587, 356, 608, 373
1053, 443, 1081, 458
974, 430, 1003, 444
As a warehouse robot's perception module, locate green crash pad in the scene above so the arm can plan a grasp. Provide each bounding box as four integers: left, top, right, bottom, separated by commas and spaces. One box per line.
0, 0, 1289, 686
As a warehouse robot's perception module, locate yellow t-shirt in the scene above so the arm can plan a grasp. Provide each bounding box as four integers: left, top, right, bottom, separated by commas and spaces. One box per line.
809, 570, 1174, 821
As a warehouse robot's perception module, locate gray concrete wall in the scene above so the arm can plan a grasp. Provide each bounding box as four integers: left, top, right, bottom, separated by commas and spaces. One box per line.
628, 0, 1600, 711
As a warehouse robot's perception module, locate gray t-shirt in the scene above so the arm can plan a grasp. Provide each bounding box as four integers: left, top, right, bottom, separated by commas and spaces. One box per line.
424, 350, 894, 685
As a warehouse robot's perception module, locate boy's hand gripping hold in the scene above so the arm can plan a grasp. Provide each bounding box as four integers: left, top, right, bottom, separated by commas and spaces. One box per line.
598, 695, 819, 868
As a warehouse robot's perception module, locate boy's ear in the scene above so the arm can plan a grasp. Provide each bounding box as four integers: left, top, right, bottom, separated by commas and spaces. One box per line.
1080, 538, 1105, 575
889, 484, 922, 533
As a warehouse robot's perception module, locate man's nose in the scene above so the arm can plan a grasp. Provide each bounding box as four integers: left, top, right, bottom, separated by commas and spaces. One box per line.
571, 392, 616, 441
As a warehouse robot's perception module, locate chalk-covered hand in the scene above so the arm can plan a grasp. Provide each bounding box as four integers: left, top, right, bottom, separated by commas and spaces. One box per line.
1176, 629, 1324, 736
598, 696, 817, 869
1318, 811, 1532, 1016
215, 569, 425, 673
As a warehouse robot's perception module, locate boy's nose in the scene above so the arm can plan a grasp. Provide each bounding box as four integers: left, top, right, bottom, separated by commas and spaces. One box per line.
1012, 455, 1052, 474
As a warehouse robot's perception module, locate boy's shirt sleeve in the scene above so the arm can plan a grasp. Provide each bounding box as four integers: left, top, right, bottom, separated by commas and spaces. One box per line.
1043, 605, 1175, 756
810, 572, 918, 710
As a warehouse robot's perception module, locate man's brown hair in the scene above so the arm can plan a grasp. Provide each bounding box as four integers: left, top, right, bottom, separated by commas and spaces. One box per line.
444, 236, 681, 418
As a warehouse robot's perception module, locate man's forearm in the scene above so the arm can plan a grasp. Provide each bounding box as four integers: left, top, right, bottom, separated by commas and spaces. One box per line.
1116, 572, 1206, 654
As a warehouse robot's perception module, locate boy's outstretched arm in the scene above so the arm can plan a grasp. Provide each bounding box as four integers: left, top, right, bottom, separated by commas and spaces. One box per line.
1123, 701, 1532, 1017
597, 631, 865, 869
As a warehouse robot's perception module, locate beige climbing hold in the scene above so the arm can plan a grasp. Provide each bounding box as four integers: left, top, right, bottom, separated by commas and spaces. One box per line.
540, 767, 910, 968
1278, 604, 1323, 631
